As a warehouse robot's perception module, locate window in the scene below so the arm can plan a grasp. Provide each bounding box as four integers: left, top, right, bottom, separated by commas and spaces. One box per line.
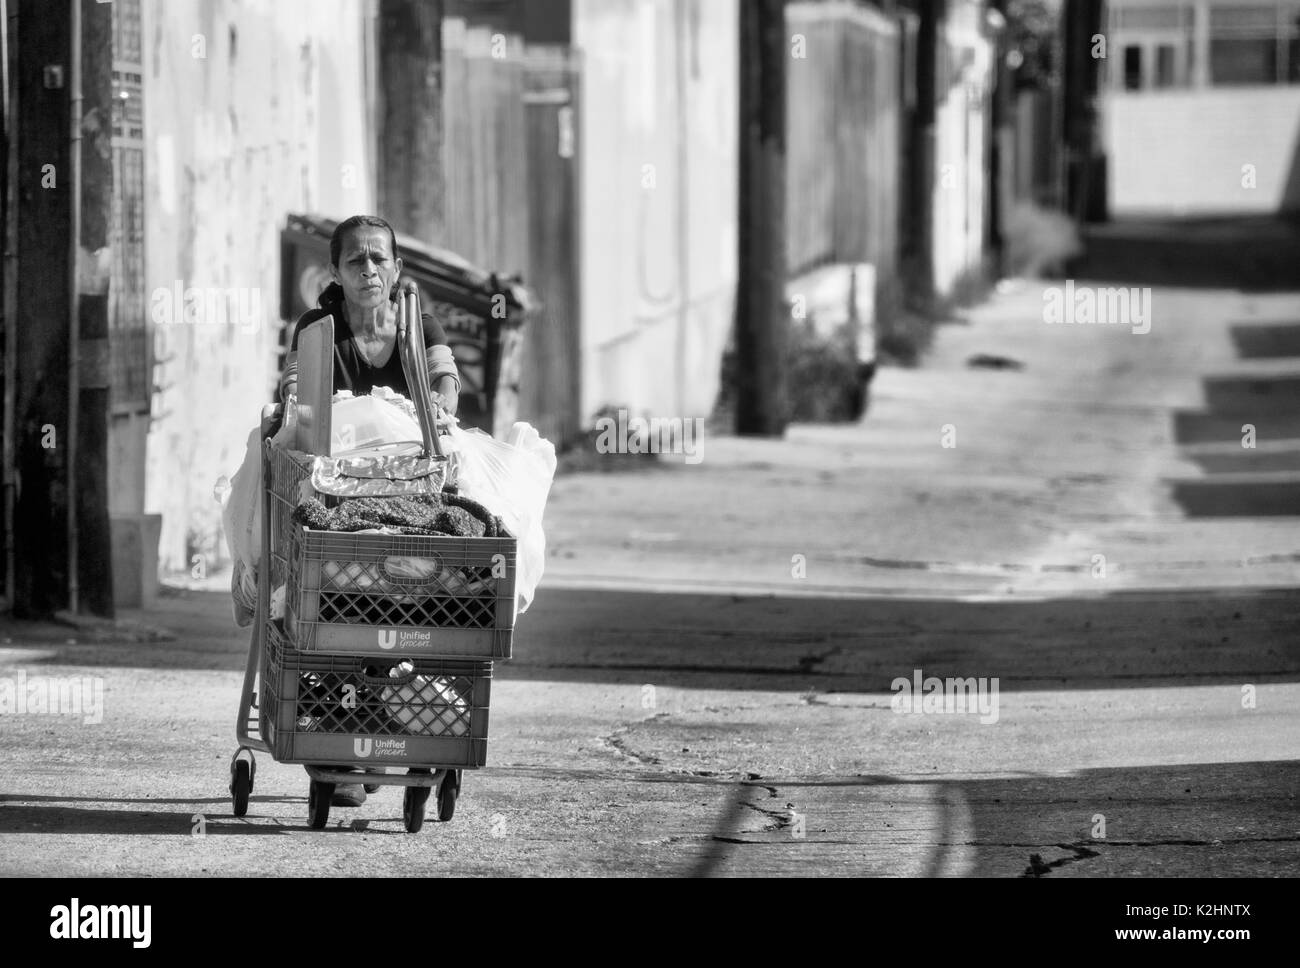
1123, 44, 1144, 89
899, 13, 918, 110
1290, 13, 1300, 81
1108, 1, 1300, 88
1115, 5, 1183, 30
1206, 2, 1300, 85
1210, 36, 1278, 83
1155, 44, 1178, 86
1109, 2, 1195, 89
110, 0, 150, 410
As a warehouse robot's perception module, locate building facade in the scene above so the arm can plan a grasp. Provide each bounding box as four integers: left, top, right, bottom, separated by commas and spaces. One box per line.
1102, 0, 1300, 215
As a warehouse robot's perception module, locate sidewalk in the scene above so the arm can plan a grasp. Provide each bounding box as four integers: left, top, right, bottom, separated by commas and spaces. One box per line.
4, 274, 1297, 649
2, 274, 1297, 877
540, 278, 1300, 600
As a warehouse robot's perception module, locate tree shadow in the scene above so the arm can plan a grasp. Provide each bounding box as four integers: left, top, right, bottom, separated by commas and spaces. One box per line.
691, 759, 1300, 877
0, 797, 305, 836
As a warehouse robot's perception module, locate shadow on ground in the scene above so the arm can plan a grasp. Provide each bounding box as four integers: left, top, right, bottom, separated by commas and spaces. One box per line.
691, 759, 1300, 877
0, 793, 325, 837
5, 586, 1298, 693
1072, 216, 1300, 291
3, 761, 1290, 877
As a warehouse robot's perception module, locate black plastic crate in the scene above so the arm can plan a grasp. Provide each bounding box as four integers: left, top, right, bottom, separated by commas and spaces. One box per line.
269, 444, 518, 659
262, 621, 492, 769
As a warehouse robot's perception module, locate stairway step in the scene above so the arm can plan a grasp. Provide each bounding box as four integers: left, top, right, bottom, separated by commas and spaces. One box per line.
1166, 472, 1300, 517
1203, 374, 1300, 411
1230, 322, 1300, 360
1173, 410, 1300, 445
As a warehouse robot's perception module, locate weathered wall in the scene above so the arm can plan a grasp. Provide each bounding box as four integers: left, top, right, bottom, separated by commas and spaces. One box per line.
142, 0, 376, 573
786, 1, 899, 283
573, 0, 738, 423
1105, 87, 1300, 216
931, 0, 994, 297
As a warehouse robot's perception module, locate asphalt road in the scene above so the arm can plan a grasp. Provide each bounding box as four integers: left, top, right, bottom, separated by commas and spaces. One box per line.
1, 581, 1297, 876
2, 279, 1298, 876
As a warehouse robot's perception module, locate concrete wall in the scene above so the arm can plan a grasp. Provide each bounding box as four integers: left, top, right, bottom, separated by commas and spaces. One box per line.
786, 2, 900, 284
142, 0, 376, 573
573, 0, 738, 423
931, 0, 994, 297
1104, 87, 1300, 216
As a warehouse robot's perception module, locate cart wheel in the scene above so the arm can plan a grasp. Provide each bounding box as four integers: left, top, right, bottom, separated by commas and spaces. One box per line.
231, 760, 252, 817
307, 780, 334, 830
435, 773, 457, 823
403, 785, 431, 833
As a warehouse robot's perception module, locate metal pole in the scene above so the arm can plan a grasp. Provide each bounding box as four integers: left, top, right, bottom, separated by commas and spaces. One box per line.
674, 0, 690, 419
67, 0, 80, 613
735, 0, 789, 437
1, 0, 15, 611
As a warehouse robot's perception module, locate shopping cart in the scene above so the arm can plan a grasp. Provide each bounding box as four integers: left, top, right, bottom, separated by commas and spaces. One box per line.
229, 283, 517, 832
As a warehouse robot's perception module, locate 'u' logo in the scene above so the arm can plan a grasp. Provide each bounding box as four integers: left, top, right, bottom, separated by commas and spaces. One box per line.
353, 738, 372, 757
377, 630, 397, 650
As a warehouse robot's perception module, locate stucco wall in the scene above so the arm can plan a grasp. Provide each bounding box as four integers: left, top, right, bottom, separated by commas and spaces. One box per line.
142, 0, 376, 572
931, 0, 994, 297
573, 0, 738, 423
1104, 87, 1300, 216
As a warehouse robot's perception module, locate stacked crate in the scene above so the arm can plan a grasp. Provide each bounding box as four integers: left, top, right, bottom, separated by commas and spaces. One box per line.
259, 444, 516, 768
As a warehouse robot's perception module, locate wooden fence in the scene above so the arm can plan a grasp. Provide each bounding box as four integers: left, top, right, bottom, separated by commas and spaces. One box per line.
441, 21, 581, 446
786, 1, 900, 288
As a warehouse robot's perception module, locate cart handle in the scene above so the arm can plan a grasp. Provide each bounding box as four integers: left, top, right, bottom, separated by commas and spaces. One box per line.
398, 282, 446, 460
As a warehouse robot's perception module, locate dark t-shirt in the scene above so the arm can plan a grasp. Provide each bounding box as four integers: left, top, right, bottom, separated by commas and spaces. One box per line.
290, 286, 448, 398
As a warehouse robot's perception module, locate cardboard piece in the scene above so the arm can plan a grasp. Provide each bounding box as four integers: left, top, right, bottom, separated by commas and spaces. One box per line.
295, 315, 334, 455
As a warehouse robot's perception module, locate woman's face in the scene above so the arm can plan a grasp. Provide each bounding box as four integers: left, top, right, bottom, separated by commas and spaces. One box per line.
330, 227, 403, 311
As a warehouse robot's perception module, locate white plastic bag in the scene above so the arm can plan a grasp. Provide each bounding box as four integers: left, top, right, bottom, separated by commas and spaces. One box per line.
446, 421, 556, 615
222, 393, 426, 626
331, 393, 423, 456
221, 408, 301, 625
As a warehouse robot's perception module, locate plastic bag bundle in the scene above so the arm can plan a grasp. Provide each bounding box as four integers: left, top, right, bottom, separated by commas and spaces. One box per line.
381, 661, 471, 737
445, 421, 556, 615
330, 392, 424, 457
223, 391, 434, 626
222, 406, 300, 626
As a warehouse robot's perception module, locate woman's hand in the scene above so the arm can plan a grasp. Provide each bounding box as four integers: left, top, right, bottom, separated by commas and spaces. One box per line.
433, 376, 459, 418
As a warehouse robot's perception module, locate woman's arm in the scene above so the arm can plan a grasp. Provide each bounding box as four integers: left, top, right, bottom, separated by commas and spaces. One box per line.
427, 347, 460, 416
421, 310, 460, 415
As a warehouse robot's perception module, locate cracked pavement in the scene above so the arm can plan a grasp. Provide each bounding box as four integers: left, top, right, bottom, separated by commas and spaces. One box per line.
1, 282, 1298, 876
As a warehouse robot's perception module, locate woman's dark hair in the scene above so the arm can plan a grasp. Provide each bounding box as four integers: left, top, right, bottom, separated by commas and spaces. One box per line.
329, 215, 401, 267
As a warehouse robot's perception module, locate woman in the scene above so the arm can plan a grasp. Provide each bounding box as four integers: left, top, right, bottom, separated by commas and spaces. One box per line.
280, 215, 460, 809
281, 214, 460, 414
